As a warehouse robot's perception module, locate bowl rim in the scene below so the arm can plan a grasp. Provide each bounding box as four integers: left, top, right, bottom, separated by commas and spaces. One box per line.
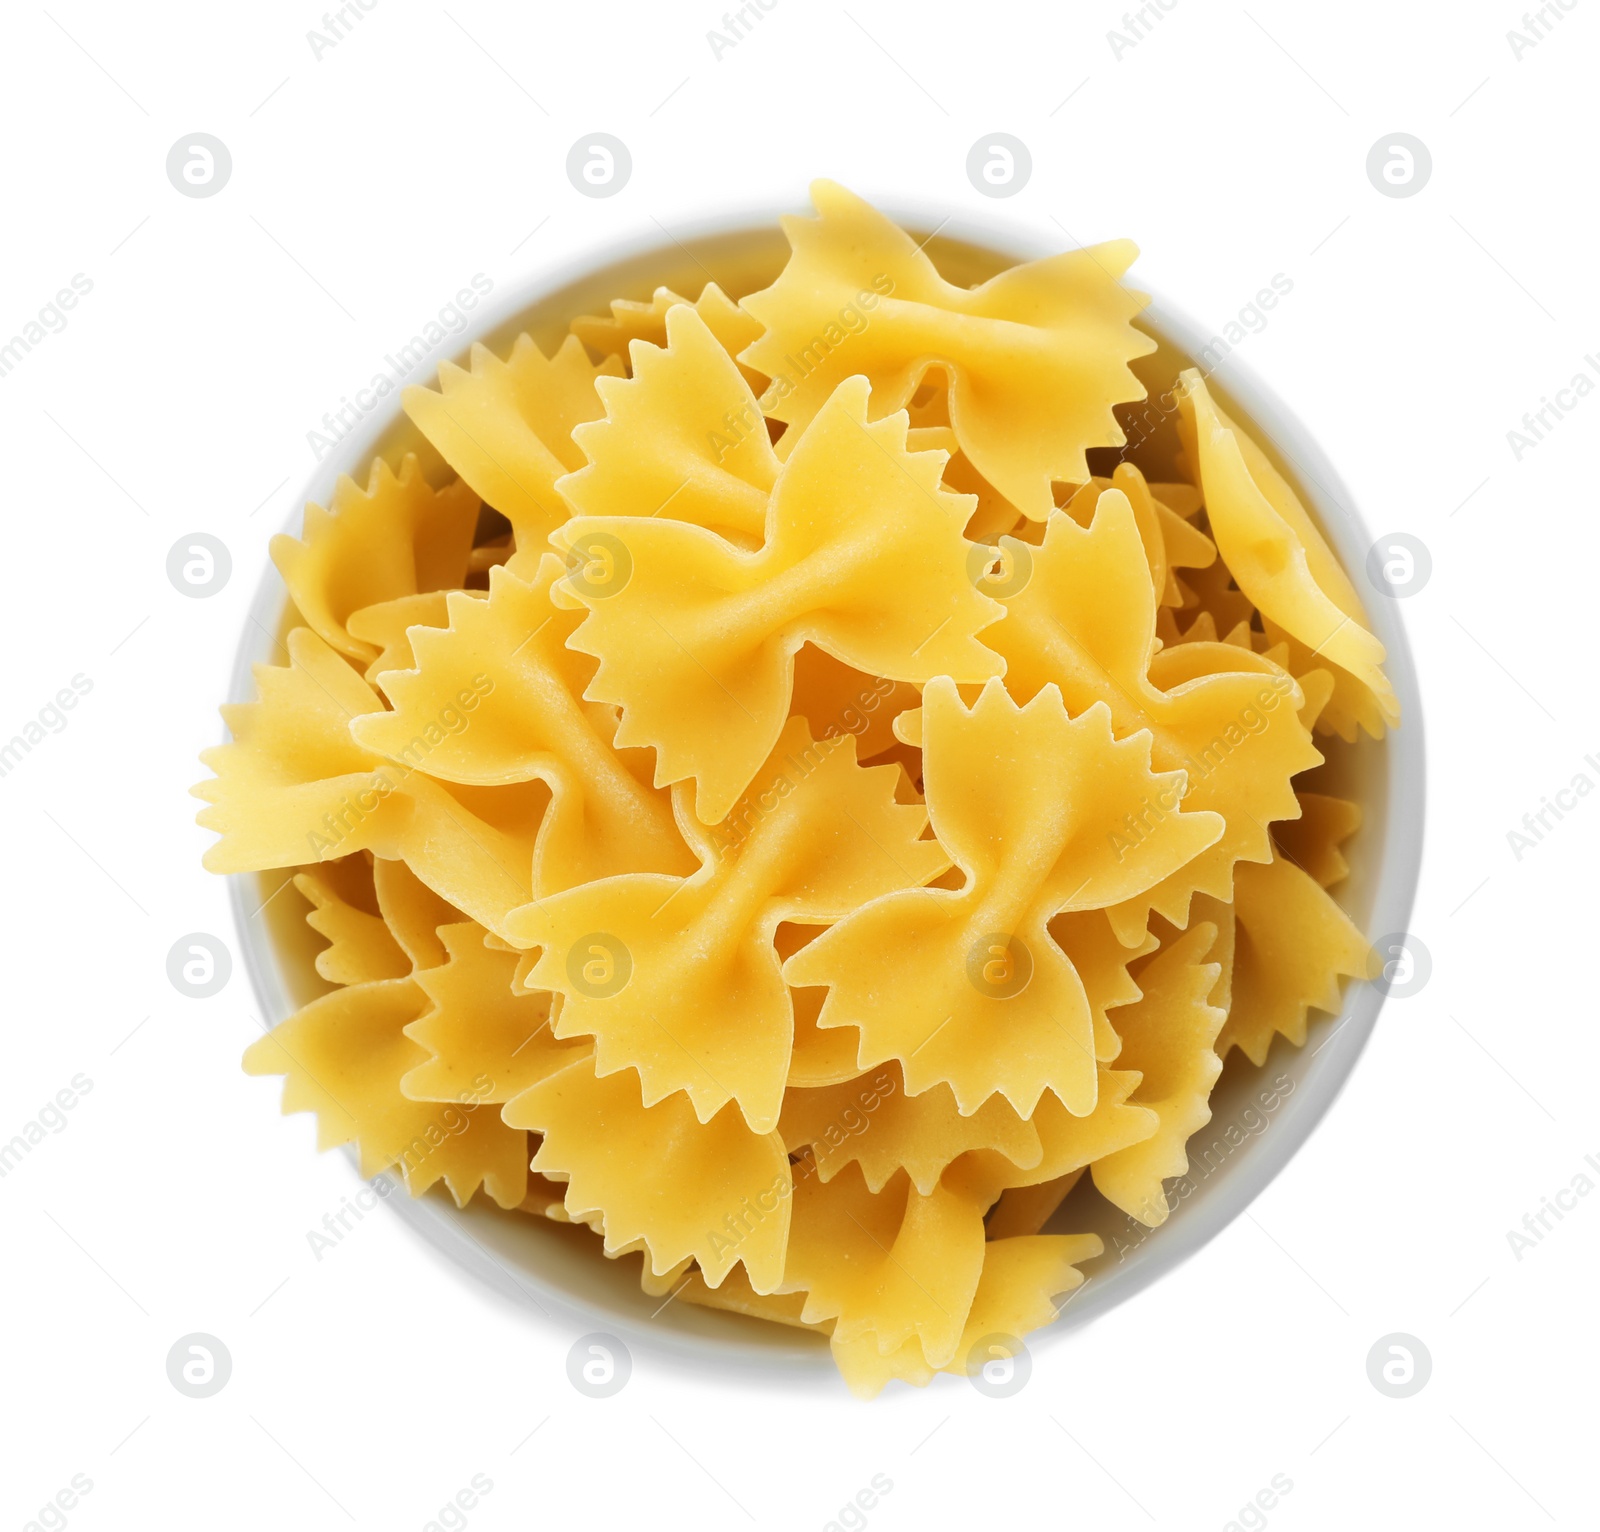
225, 194, 1426, 1383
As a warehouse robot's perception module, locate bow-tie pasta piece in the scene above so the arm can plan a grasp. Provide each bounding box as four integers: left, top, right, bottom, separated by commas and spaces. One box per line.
788, 679, 1223, 1117
783, 924, 865, 1089
673, 1267, 822, 1332
1274, 792, 1363, 888
780, 1065, 1044, 1196
403, 334, 623, 563
271, 455, 479, 665
780, 1164, 987, 1372
196, 626, 409, 870
506, 716, 949, 1134
1059, 463, 1217, 608
552, 375, 1005, 824
503, 1051, 791, 1291
1216, 852, 1374, 1065
985, 489, 1321, 940
571, 281, 766, 393
351, 557, 691, 896
346, 590, 454, 683
560, 306, 778, 543
741, 180, 1156, 519
828, 1229, 1104, 1397
1091, 923, 1226, 1227
194, 628, 542, 939
1177, 371, 1399, 740
1291, 664, 1338, 734
905, 424, 1026, 543
1049, 910, 1158, 1063
955, 1069, 1158, 1211
243, 887, 528, 1209
808, 1171, 1108, 1395
402, 921, 584, 1105
843, 1231, 1105, 1398
294, 866, 409, 985
948, 1233, 1102, 1359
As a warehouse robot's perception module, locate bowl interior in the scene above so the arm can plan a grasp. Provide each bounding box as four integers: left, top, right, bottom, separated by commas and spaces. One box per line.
230, 212, 1424, 1379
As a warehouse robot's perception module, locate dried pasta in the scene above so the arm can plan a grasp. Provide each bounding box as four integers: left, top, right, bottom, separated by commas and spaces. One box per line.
199, 183, 1398, 1396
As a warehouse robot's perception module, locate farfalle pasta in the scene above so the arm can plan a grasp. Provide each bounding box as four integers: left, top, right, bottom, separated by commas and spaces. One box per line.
199, 182, 1397, 1396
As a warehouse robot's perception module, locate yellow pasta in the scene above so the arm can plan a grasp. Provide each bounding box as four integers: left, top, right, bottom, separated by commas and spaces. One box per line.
271, 454, 479, 665
551, 375, 1006, 825
984, 489, 1321, 942
1215, 853, 1375, 1066
201, 184, 1402, 1394
403, 920, 582, 1103
1178, 372, 1399, 740
351, 557, 691, 897
560, 305, 776, 542
788, 678, 1222, 1116
741, 180, 1155, 519
504, 1049, 791, 1292
1090, 923, 1227, 1226
505, 716, 947, 1134
403, 334, 621, 563
1276, 791, 1363, 888
571, 280, 765, 392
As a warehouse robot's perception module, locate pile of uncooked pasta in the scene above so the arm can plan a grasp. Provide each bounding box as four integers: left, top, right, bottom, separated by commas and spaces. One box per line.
197, 182, 1393, 1395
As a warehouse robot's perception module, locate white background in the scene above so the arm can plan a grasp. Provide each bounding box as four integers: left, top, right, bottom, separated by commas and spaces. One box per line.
1, 1, 1595, 1528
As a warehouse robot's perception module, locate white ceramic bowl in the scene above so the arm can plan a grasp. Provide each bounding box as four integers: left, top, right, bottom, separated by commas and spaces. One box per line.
228, 202, 1425, 1385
